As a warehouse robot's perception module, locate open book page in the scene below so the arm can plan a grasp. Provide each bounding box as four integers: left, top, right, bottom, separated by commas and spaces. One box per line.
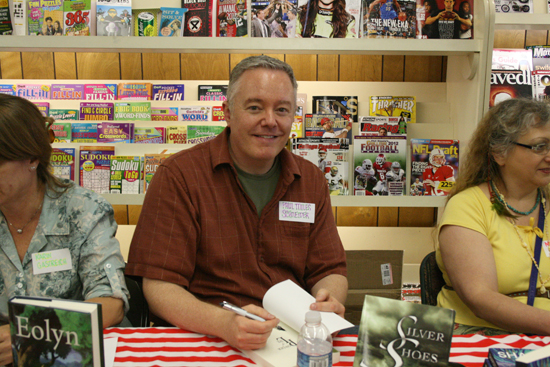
262, 279, 353, 334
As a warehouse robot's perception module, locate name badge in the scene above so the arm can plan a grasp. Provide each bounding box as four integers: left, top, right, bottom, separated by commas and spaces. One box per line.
32, 249, 73, 275
279, 201, 315, 224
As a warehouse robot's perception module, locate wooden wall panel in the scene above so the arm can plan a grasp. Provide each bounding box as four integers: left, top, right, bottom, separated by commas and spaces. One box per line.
22, 52, 55, 79
0, 52, 22, 79
54, 53, 77, 79
382, 55, 404, 82
142, 53, 181, 80
76, 53, 120, 79
113, 205, 128, 225
339, 55, 382, 81
493, 30, 526, 48
230, 53, 257, 71
318, 55, 339, 81
404, 56, 444, 82
129, 205, 142, 225
181, 53, 230, 80
398, 207, 435, 227
287, 54, 317, 81
378, 207, 398, 227
525, 30, 548, 47
336, 207, 378, 226
120, 53, 143, 80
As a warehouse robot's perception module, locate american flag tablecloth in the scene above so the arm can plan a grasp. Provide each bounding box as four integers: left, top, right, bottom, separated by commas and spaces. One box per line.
104, 327, 550, 367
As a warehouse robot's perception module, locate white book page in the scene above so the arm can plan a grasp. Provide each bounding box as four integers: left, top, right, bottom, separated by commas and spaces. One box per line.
262, 279, 353, 333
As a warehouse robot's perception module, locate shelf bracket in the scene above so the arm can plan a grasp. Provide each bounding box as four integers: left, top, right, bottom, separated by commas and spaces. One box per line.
462, 52, 479, 81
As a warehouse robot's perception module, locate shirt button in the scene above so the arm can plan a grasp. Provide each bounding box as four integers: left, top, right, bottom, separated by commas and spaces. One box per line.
17, 283, 23, 289
106, 264, 112, 269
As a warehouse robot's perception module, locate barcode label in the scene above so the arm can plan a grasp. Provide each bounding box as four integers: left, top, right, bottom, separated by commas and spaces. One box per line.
355, 190, 366, 196
381, 263, 393, 285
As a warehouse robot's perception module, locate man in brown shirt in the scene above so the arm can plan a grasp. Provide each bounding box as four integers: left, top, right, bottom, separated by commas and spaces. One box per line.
126, 55, 347, 351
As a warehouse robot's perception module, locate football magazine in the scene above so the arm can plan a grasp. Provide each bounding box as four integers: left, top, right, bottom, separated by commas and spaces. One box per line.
304, 113, 353, 140
358, 116, 407, 136
363, 0, 416, 38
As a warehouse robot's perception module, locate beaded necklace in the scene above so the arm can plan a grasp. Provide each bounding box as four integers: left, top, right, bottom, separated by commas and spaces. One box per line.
490, 180, 541, 216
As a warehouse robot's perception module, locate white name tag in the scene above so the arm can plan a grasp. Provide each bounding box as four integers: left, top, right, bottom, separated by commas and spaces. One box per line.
278, 201, 315, 224
32, 249, 73, 275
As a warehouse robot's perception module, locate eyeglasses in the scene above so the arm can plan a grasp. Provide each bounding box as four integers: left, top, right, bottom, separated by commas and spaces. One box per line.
46, 120, 55, 144
513, 141, 550, 155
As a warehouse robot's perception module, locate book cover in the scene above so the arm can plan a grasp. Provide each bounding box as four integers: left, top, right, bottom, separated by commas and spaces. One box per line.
353, 135, 407, 196
158, 7, 187, 36
0, 0, 11, 35
167, 125, 187, 144
8, 296, 104, 367
51, 147, 76, 181
180, 0, 212, 36
11, 0, 25, 36
110, 155, 142, 194
51, 122, 72, 143
487, 348, 534, 367
358, 116, 407, 136
80, 102, 114, 121
295, 0, 361, 38
79, 145, 115, 194
50, 109, 79, 121
369, 96, 416, 123
353, 295, 455, 367
34, 102, 49, 116
410, 139, 459, 196
152, 84, 184, 101
186, 125, 225, 144
363, 0, 416, 38
304, 113, 353, 140
114, 101, 152, 120
527, 45, 550, 72
117, 83, 152, 101
143, 153, 171, 193
216, 0, 247, 37
63, 0, 92, 36
515, 345, 550, 367
198, 85, 228, 101
97, 122, 134, 143
72, 122, 98, 143
84, 84, 117, 101
531, 70, 550, 102
179, 105, 211, 122
489, 70, 532, 107
0, 84, 16, 95
96, 0, 132, 36
51, 84, 85, 100
212, 106, 225, 122
133, 8, 161, 36
151, 107, 179, 121
291, 137, 351, 196
492, 48, 532, 71
134, 127, 166, 144
16, 84, 50, 100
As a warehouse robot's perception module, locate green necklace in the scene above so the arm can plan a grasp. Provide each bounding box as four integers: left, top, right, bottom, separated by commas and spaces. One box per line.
490, 180, 541, 216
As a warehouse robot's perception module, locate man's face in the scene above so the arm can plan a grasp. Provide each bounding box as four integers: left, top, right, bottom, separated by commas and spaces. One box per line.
223, 68, 295, 174
322, 121, 332, 131
379, 128, 387, 136
46, 19, 52, 26
258, 10, 265, 19
444, 0, 454, 11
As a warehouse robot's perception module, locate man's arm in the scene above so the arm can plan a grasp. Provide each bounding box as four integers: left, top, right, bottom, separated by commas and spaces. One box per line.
143, 278, 280, 350
309, 274, 348, 318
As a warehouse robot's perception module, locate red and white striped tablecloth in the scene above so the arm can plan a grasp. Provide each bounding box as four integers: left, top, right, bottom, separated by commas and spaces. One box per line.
104, 328, 550, 367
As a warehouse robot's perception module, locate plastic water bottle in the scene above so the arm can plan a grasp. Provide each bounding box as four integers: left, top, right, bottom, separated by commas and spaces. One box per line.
297, 311, 333, 367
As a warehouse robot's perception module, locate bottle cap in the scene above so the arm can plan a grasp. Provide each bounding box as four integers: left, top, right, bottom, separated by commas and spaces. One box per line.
305, 310, 321, 323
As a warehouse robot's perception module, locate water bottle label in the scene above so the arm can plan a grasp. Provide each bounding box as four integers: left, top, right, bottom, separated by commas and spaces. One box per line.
297, 350, 332, 367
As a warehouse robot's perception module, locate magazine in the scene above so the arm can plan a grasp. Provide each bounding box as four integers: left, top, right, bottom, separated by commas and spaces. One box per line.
167, 125, 187, 144
179, 106, 211, 122
27, 0, 63, 36
304, 113, 353, 140
114, 101, 152, 121
51, 147, 76, 181
63, 0, 92, 36
80, 102, 114, 120
51, 84, 85, 100
492, 48, 533, 71
34, 101, 49, 116
96, 0, 132, 37
212, 106, 225, 122
369, 95, 416, 123
312, 95, 358, 123
134, 127, 166, 144
180, 0, 213, 36
51, 122, 72, 143
97, 122, 134, 143
527, 45, 550, 71
187, 125, 225, 144
198, 85, 228, 101
158, 7, 187, 36
152, 84, 184, 101
16, 84, 50, 99
531, 70, 550, 102
11, 0, 25, 36
133, 8, 161, 36
216, 0, 247, 37
110, 156, 142, 194
489, 70, 532, 108
143, 153, 172, 193
84, 84, 117, 101
117, 83, 152, 100
0, 0, 11, 35
50, 109, 79, 121
79, 146, 115, 194
151, 107, 179, 121
72, 122, 98, 143
358, 116, 406, 136
363, 0, 416, 38
295, 0, 361, 38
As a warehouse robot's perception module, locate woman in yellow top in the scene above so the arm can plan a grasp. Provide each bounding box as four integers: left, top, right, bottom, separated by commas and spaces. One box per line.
438, 98, 550, 335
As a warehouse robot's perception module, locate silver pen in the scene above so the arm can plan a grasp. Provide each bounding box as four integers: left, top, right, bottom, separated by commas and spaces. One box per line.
220, 301, 285, 330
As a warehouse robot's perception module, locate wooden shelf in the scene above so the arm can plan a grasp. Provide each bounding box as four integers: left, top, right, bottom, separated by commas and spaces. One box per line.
495, 13, 550, 29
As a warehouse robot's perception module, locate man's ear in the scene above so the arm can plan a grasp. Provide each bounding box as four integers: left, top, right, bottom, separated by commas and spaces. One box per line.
222, 101, 231, 128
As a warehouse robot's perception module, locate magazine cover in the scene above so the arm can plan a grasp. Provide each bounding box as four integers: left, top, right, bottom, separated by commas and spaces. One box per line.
51, 84, 85, 100
0, 84, 15, 95
198, 85, 228, 101
16, 84, 50, 99
110, 156, 142, 194
114, 101, 152, 120
212, 106, 225, 122
63, 0, 92, 36
158, 7, 187, 36
358, 116, 407, 136
97, 122, 134, 143
290, 92, 307, 138
489, 70, 532, 108
144, 153, 172, 193
179, 106, 211, 121
492, 48, 533, 71
312, 95, 358, 123
51, 122, 72, 142
133, 8, 161, 36
11, 0, 25, 36
34, 102, 49, 116
50, 109, 79, 120
151, 107, 179, 121
181, 0, 213, 36
96, 0, 132, 36
0, 0, 11, 35
353, 135, 407, 196
410, 139, 459, 196
353, 295, 455, 367
133, 127, 165, 144
80, 146, 115, 194
217, 0, 247, 37
152, 84, 184, 101
51, 147, 76, 181
532, 70, 550, 102
84, 84, 117, 101
292, 137, 350, 196
187, 125, 225, 144
27, 0, 63, 36
304, 113, 353, 140
527, 45, 550, 71
167, 125, 187, 144
494, 0, 532, 12
72, 122, 98, 142
117, 83, 152, 100
413, 0, 472, 39
363, 0, 416, 38
487, 348, 534, 367
294, 0, 361, 38
369, 96, 416, 123
80, 102, 114, 120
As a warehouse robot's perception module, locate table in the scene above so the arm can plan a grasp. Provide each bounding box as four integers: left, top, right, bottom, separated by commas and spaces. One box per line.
104, 327, 550, 367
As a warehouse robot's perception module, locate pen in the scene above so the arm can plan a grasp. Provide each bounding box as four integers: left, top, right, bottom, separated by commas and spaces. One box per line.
220, 301, 285, 330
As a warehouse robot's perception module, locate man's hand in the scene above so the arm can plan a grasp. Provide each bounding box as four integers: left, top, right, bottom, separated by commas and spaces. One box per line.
309, 288, 346, 318
0, 324, 12, 366
221, 304, 280, 350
